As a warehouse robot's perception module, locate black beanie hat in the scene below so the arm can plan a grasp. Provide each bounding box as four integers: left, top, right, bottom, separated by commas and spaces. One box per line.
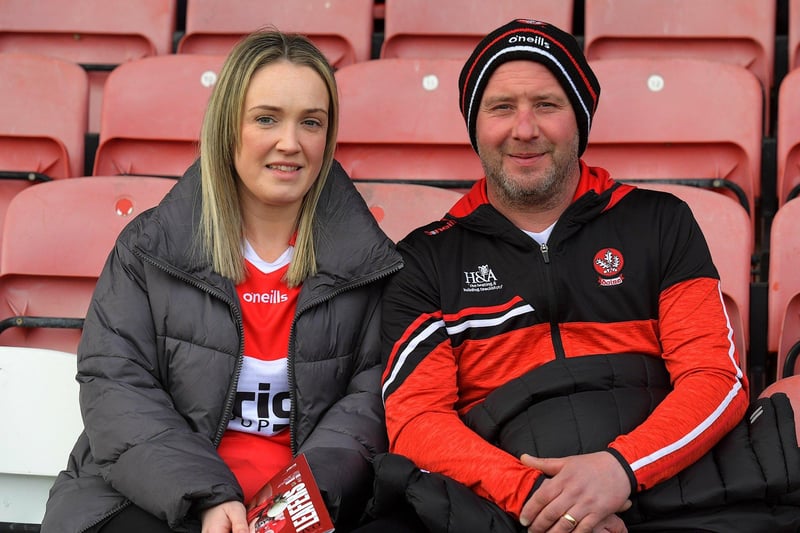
458, 19, 601, 156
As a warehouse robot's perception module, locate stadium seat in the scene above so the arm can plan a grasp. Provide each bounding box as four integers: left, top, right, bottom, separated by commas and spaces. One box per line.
93, 54, 225, 178
354, 182, 463, 242
0, 53, 88, 180
0, 53, 89, 245
777, 68, 800, 207
585, 57, 763, 227
336, 58, 482, 189
380, 0, 573, 59
0, 0, 177, 131
768, 198, 800, 378
584, 0, 775, 112
0, 346, 82, 527
0, 176, 176, 353
177, 0, 374, 68
790, 0, 800, 71
638, 184, 752, 369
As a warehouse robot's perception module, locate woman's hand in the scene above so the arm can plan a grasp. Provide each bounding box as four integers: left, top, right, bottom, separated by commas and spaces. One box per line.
200, 501, 250, 533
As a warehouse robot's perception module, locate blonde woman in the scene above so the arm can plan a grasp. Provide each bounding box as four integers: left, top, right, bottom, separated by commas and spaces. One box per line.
42, 30, 402, 533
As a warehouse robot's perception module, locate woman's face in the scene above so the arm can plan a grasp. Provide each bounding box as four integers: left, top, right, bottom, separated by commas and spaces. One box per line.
234, 60, 329, 215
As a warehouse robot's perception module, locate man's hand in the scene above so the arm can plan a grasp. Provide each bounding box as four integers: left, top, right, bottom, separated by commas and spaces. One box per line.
519, 452, 631, 532
200, 501, 250, 533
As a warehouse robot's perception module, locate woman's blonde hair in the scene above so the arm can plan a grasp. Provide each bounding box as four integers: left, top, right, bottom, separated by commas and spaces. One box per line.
198, 29, 339, 286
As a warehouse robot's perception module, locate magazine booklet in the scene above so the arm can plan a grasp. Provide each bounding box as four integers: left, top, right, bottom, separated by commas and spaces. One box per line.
246, 453, 334, 533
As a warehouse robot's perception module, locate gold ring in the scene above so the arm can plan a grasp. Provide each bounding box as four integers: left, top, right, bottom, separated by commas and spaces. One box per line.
561, 512, 578, 529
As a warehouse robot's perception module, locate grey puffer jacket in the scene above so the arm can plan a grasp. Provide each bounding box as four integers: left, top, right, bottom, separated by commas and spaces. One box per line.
41, 160, 403, 533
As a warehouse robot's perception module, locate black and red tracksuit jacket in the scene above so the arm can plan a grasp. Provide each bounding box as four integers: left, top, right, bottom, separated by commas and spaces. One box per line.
381, 161, 749, 517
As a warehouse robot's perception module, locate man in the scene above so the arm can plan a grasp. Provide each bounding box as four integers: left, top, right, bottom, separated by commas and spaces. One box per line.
374, 19, 800, 533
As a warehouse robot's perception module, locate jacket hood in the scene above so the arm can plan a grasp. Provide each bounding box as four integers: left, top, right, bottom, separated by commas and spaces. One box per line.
126, 159, 402, 301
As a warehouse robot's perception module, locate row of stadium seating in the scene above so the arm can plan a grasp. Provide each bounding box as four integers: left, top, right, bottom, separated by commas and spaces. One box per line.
2, 51, 795, 223
1, 2, 799, 388
0, 0, 796, 131
0, 172, 797, 380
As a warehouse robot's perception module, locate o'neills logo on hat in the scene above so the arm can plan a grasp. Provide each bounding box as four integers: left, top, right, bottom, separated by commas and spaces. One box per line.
507, 33, 551, 49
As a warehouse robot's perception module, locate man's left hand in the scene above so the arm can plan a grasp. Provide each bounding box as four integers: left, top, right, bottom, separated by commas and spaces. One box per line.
519, 451, 631, 532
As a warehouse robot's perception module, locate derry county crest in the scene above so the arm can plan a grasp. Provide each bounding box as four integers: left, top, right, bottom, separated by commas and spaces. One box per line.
593, 248, 624, 287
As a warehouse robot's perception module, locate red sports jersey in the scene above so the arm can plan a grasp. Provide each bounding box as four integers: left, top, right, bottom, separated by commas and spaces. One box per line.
218, 245, 301, 503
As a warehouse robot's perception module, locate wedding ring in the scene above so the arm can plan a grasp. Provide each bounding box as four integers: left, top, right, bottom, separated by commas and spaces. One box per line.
561, 512, 578, 530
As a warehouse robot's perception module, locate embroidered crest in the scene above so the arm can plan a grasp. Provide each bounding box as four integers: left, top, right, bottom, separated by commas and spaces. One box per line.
593, 248, 624, 287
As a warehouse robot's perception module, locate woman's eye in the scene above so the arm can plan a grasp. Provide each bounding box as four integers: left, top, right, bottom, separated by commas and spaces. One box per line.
256, 116, 275, 125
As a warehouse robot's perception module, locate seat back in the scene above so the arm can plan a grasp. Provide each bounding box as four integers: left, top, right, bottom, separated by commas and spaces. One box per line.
93, 54, 225, 178
380, 0, 573, 59
177, 0, 374, 68
0, 346, 82, 525
0, 53, 88, 180
0, 0, 177, 132
639, 184, 752, 369
336, 58, 482, 190
585, 57, 763, 226
0, 176, 176, 352
768, 198, 800, 378
584, 0, 775, 96
788, 0, 800, 71
777, 68, 800, 207
354, 182, 463, 243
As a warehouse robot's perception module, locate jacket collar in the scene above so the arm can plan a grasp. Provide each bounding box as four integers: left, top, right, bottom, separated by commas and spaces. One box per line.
444, 160, 634, 244
136, 159, 401, 300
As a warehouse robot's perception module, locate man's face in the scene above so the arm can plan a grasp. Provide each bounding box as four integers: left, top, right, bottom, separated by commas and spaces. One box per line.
475, 60, 581, 211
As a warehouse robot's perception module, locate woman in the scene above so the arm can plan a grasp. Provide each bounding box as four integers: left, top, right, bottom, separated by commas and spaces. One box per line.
41, 30, 402, 532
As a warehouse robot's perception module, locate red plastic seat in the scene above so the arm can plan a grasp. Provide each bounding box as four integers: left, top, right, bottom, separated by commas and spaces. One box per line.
336, 58, 482, 190
638, 184, 752, 369
93, 54, 225, 178
380, 0, 573, 60
777, 68, 800, 207
354, 182, 463, 243
585, 57, 763, 231
0, 176, 176, 353
0, 53, 88, 180
177, 0, 374, 68
584, 0, 775, 114
0, 0, 177, 131
768, 198, 800, 378
0, 53, 89, 244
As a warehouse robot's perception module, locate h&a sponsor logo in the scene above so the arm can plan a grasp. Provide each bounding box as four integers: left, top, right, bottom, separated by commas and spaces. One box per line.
463, 264, 503, 293
594, 248, 624, 287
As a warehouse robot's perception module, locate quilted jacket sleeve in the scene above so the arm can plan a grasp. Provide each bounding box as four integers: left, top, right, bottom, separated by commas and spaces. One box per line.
77, 233, 242, 528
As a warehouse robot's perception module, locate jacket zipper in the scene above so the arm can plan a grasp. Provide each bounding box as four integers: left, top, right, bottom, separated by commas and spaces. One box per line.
78, 501, 133, 533
539, 242, 566, 359
288, 262, 402, 456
